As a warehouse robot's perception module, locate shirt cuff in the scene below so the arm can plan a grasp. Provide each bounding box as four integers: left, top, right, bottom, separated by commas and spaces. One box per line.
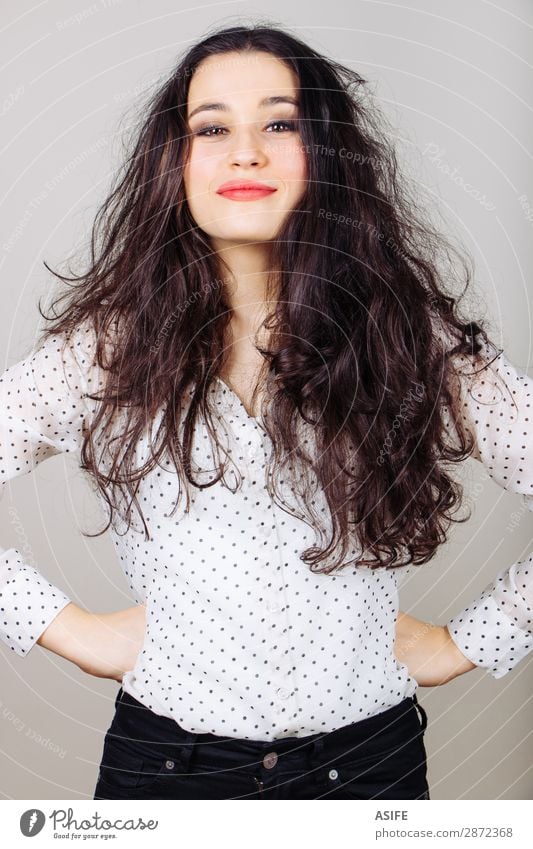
445, 584, 533, 679
0, 548, 72, 657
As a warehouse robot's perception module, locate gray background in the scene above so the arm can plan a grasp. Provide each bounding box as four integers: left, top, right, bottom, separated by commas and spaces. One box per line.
0, 0, 531, 800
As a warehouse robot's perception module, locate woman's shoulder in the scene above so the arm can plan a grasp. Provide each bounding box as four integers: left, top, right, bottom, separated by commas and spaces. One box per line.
13, 313, 121, 421
431, 313, 503, 378
41, 312, 120, 374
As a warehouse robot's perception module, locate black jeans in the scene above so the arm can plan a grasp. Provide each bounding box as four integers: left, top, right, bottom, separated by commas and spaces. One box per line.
93, 688, 430, 800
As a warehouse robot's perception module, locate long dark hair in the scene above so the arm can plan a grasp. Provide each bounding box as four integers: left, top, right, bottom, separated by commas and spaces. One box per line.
36, 21, 500, 573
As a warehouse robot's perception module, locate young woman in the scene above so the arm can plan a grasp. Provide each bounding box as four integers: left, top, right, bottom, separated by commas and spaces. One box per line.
1, 23, 532, 801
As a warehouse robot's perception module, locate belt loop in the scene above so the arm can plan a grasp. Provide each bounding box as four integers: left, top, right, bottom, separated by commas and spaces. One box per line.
174, 730, 198, 773
308, 733, 326, 769
308, 733, 331, 791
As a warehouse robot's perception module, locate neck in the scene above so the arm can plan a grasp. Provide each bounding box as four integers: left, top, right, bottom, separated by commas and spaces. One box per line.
213, 240, 278, 329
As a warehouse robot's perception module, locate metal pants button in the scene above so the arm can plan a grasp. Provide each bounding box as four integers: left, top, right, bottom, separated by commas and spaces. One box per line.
262, 752, 278, 769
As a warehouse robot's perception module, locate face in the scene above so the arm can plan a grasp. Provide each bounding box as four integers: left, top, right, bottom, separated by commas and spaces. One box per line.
183, 50, 308, 248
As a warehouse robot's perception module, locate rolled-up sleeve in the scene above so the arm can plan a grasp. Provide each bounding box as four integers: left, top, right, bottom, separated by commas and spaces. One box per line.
0, 322, 98, 657
443, 335, 533, 678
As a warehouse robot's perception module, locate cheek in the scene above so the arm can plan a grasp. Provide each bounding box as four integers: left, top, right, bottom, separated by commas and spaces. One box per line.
287, 157, 308, 202
295, 150, 308, 184
184, 148, 215, 191
184, 156, 217, 219
274, 141, 308, 188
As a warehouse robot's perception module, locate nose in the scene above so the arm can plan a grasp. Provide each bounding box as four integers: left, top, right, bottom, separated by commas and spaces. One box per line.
227, 121, 268, 168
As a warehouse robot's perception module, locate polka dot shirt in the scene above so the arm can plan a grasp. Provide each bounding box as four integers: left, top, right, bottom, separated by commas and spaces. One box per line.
0, 320, 532, 740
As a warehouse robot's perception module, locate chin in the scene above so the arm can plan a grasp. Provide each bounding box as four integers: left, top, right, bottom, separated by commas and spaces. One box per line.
212, 227, 280, 243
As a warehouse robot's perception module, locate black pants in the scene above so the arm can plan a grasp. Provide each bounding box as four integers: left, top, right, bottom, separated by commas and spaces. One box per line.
93, 688, 430, 800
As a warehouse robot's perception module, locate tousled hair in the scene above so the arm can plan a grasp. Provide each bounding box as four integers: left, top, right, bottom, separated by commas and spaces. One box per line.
37, 21, 499, 573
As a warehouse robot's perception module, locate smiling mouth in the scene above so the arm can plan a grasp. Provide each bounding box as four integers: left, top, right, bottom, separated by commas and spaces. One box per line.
217, 187, 278, 201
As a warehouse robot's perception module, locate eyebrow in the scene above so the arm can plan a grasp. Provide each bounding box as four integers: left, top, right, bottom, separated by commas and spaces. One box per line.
187, 95, 299, 121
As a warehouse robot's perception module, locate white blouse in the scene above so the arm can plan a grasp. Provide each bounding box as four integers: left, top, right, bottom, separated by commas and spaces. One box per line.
1, 320, 532, 741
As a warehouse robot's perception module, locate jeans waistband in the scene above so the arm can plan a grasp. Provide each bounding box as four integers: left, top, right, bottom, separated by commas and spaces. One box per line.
112, 688, 424, 771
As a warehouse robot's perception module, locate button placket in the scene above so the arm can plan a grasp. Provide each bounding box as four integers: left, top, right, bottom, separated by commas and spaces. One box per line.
249, 451, 294, 730
267, 587, 294, 720
219, 390, 265, 472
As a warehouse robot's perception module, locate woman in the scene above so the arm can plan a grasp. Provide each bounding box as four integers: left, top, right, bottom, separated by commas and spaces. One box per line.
1, 23, 532, 800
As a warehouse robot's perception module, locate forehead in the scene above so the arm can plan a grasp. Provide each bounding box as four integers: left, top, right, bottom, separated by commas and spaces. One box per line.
186, 51, 298, 109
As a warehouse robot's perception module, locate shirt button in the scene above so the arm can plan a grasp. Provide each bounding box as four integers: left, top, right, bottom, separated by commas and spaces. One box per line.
266, 601, 280, 613
259, 525, 272, 537
276, 687, 290, 699
328, 769, 338, 780
165, 760, 175, 770
263, 752, 278, 769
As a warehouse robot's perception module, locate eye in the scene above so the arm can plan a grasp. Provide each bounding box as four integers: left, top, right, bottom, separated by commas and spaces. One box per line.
193, 119, 298, 138
265, 120, 297, 133
193, 125, 226, 138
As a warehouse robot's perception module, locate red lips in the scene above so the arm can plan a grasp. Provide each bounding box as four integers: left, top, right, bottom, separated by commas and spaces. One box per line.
216, 180, 277, 193
216, 180, 278, 202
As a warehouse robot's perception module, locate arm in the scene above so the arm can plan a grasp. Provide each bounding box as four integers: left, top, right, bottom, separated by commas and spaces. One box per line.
441, 334, 533, 678
0, 320, 145, 680
0, 324, 93, 656
394, 610, 476, 686
37, 600, 146, 682
394, 330, 533, 685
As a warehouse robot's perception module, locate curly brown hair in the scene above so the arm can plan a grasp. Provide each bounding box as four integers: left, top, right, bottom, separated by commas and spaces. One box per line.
36, 22, 500, 573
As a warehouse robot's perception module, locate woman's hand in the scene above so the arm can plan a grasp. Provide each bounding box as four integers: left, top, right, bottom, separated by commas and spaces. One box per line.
394, 610, 477, 686
75, 603, 147, 683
